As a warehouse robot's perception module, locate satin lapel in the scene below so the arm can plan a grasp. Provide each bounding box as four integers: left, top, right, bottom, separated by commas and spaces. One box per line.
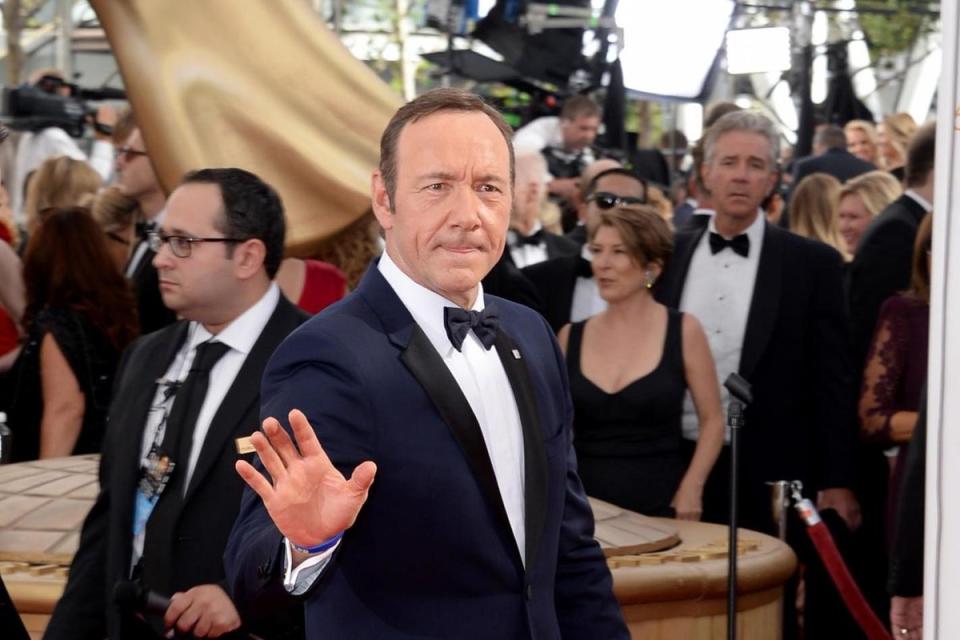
182, 299, 299, 503
658, 227, 705, 308
493, 331, 547, 570
399, 326, 515, 548
739, 224, 783, 380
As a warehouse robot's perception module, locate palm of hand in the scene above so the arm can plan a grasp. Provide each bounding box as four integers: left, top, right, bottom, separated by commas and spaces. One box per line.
236, 409, 377, 548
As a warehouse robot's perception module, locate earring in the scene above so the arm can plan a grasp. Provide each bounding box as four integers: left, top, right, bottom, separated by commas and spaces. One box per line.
644, 269, 655, 289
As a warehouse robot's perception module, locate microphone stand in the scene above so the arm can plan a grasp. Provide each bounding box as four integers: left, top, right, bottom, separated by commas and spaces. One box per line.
723, 373, 753, 640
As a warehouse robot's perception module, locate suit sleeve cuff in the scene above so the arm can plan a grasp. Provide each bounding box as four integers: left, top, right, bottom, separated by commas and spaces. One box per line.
282, 537, 338, 595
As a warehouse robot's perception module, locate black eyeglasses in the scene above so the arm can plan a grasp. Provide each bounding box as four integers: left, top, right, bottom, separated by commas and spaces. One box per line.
115, 146, 149, 161
148, 231, 245, 258
587, 191, 647, 210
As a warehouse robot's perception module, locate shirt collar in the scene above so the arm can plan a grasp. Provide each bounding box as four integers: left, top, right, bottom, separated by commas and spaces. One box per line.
187, 283, 280, 356
507, 220, 543, 243
904, 189, 933, 213
707, 209, 765, 249
378, 250, 484, 355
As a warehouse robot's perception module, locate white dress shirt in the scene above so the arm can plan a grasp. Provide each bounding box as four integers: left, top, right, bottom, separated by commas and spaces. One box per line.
508, 221, 549, 268
570, 245, 607, 323
131, 284, 280, 567
12, 128, 114, 220
903, 189, 933, 213
679, 211, 765, 442
283, 250, 528, 592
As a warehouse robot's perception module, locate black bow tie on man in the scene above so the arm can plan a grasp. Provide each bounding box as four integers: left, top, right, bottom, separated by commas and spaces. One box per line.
709, 231, 750, 258
512, 228, 544, 248
443, 306, 499, 351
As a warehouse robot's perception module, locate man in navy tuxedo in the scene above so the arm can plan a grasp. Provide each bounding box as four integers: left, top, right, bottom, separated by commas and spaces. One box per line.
226, 88, 627, 639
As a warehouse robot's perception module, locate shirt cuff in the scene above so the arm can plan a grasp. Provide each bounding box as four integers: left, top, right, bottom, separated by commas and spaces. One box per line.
282, 537, 339, 595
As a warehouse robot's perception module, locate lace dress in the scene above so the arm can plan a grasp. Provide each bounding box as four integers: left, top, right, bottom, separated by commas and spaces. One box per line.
0, 307, 121, 461
859, 294, 929, 526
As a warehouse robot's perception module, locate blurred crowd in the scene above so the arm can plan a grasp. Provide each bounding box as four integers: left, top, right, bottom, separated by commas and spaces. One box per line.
0, 73, 933, 639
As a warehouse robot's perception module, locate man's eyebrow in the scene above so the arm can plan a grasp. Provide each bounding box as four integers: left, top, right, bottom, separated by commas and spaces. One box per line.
413, 171, 459, 182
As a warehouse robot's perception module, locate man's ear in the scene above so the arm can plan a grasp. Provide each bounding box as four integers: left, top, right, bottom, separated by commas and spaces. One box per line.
233, 238, 267, 280
371, 171, 393, 231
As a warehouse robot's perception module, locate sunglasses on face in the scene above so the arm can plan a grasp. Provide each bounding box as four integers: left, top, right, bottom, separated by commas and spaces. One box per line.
587, 191, 646, 209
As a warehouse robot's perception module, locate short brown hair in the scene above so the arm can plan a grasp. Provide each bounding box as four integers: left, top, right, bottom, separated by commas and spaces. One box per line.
589, 204, 673, 269
909, 212, 932, 302
904, 121, 936, 188
560, 94, 601, 121
379, 88, 514, 205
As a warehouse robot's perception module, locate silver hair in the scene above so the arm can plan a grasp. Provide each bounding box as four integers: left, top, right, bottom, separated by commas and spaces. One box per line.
703, 110, 780, 170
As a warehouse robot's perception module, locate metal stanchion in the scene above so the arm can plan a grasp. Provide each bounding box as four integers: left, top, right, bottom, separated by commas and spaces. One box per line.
723, 373, 753, 640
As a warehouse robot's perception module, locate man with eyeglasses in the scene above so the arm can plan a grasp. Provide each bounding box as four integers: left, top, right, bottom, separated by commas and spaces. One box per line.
117, 123, 178, 334
47, 168, 307, 640
523, 167, 647, 331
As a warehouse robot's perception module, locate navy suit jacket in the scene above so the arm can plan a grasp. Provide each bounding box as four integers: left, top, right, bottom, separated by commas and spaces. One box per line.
225, 265, 626, 639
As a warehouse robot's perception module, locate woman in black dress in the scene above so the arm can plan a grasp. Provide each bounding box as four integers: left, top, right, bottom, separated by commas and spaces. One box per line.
558, 205, 723, 518
2, 207, 138, 460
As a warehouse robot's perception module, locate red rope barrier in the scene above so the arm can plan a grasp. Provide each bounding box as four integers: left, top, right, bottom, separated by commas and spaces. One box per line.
794, 497, 892, 640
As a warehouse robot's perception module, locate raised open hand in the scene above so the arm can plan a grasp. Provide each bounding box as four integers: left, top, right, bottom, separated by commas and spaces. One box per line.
236, 409, 376, 548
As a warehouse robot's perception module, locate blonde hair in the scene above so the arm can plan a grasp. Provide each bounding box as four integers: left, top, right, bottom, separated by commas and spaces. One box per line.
844, 120, 879, 162
789, 173, 847, 259
880, 112, 918, 169
24, 155, 102, 227
838, 170, 902, 218
91, 186, 141, 233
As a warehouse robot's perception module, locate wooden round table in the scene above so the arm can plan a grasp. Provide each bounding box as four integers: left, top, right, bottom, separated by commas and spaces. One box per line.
0, 456, 796, 639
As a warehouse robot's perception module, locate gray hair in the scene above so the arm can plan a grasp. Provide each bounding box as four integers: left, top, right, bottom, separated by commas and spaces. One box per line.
703, 110, 780, 170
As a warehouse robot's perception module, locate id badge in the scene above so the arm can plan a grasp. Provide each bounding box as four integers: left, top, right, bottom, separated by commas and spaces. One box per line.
133, 490, 159, 536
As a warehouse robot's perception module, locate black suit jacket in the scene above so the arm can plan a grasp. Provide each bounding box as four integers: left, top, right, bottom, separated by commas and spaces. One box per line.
791, 148, 876, 187
564, 224, 587, 247
889, 385, 926, 597
847, 194, 928, 370
482, 254, 543, 313
522, 255, 584, 333
128, 245, 177, 335
45, 294, 306, 640
657, 222, 858, 531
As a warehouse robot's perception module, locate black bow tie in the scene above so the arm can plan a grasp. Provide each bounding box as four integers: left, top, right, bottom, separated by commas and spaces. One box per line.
575, 256, 593, 278
135, 220, 157, 241
443, 305, 499, 351
513, 228, 544, 247
709, 232, 750, 257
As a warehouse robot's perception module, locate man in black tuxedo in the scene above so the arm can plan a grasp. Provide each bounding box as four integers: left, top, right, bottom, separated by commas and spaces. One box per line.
504, 153, 579, 269
564, 159, 631, 246
848, 122, 935, 369
118, 125, 177, 334
46, 168, 306, 639
524, 167, 645, 332
656, 111, 859, 535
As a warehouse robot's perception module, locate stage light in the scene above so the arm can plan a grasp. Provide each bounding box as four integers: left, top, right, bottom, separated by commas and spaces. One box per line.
725, 27, 792, 75
616, 0, 734, 99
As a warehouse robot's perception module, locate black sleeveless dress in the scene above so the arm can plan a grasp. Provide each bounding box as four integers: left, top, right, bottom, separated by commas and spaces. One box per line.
567, 308, 686, 517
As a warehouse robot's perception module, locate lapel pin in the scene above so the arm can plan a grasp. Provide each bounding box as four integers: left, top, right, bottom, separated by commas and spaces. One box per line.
235, 436, 255, 455
512, 349, 521, 360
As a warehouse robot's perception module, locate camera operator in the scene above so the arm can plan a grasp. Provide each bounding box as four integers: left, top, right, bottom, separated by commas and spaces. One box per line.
10, 69, 117, 218
513, 94, 601, 201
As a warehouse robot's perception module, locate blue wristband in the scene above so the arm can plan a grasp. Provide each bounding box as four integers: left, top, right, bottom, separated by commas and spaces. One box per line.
291, 531, 344, 555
